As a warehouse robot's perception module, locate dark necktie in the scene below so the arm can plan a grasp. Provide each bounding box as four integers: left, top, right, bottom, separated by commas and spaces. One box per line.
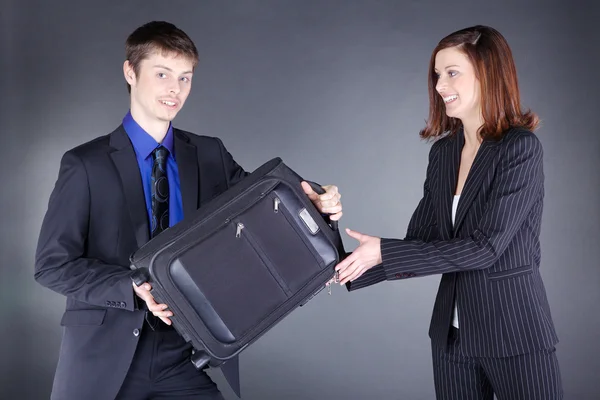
151, 146, 170, 238
145, 146, 170, 330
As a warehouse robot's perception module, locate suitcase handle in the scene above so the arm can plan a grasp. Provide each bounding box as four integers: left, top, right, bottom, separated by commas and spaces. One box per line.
131, 268, 150, 287
305, 181, 339, 231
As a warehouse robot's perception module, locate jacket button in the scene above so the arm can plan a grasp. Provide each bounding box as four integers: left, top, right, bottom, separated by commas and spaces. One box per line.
133, 329, 140, 337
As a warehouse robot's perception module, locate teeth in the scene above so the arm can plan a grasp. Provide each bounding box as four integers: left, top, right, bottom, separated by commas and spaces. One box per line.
443, 95, 458, 103
161, 101, 176, 106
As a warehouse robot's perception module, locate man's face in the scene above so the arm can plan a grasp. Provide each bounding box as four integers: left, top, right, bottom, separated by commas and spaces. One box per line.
125, 51, 194, 124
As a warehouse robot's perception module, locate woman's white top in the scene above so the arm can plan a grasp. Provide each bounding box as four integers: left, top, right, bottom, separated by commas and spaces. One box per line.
451, 195, 460, 328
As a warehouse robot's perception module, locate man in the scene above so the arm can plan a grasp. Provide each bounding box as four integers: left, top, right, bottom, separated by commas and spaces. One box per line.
35, 21, 342, 400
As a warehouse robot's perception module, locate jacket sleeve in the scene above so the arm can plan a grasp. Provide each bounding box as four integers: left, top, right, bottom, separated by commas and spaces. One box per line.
348, 140, 440, 291
377, 133, 543, 282
34, 150, 136, 311
217, 137, 249, 187
349, 133, 543, 291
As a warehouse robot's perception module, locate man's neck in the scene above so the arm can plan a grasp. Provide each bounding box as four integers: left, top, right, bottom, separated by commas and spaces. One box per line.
130, 107, 170, 144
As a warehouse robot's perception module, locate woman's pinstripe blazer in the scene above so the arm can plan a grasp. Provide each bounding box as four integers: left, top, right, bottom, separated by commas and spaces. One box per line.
348, 127, 559, 358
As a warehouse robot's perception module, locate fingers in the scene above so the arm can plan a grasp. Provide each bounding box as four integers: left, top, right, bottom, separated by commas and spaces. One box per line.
320, 185, 339, 200
335, 251, 359, 275
318, 191, 341, 209
132, 281, 172, 323
337, 259, 362, 284
329, 211, 343, 221
147, 300, 173, 324
342, 264, 367, 284
317, 193, 342, 214
302, 183, 343, 216
320, 202, 342, 215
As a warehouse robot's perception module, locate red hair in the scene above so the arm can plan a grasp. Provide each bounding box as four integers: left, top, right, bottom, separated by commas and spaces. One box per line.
420, 25, 538, 140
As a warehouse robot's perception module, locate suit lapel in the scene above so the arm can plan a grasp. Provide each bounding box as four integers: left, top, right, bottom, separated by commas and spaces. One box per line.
437, 132, 461, 240
453, 137, 500, 234
174, 130, 199, 218
109, 126, 149, 248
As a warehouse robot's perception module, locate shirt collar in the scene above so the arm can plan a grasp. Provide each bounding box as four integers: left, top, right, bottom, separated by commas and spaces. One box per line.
122, 111, 175, 160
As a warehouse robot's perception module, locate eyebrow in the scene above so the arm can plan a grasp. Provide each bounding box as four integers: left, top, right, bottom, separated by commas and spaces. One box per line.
434, 64, 461, 71
153, 64, 193, 75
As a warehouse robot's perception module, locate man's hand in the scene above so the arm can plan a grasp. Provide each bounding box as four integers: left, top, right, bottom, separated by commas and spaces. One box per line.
301, 181, 343, 221
132, 282, 173, 325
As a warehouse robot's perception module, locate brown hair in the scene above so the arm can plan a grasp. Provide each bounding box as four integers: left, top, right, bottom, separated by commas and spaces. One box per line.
125, 21, 199, 93
420, 25, 538, 140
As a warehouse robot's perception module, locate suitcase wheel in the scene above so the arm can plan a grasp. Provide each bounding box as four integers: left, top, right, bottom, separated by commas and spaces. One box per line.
130, 268, 150, 287
190, 350, 211, 370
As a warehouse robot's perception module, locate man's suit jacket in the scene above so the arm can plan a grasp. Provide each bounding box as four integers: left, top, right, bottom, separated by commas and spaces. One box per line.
35, 125, 248, 400
348, 128, 559, 358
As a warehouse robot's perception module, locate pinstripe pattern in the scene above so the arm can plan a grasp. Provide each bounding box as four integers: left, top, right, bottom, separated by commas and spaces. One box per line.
432, 335, 563, 399
347, 128, 562, 395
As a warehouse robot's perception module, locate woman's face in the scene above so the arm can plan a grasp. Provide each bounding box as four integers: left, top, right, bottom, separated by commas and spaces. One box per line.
434, 46, 481, 125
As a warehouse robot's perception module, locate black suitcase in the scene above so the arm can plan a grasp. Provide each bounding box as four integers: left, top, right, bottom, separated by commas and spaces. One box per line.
129, 157, 345, 397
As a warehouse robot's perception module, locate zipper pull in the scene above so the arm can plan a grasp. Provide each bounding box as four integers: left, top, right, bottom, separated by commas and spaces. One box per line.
274, 197, 280, 213
236, 223, 245, 238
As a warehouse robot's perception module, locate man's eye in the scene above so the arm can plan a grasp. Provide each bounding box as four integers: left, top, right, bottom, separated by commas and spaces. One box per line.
158, 73, 167, 78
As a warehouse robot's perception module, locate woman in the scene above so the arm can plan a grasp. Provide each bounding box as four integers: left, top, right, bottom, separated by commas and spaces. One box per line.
335, 25, 563, 399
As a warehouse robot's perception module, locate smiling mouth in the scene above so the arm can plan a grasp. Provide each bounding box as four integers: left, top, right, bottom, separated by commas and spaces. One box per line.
159, 100, 178, 108
443, 95, 458, 104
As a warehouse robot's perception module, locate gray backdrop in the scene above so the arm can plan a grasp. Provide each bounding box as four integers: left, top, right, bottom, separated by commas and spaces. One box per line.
2, 0, 599, 399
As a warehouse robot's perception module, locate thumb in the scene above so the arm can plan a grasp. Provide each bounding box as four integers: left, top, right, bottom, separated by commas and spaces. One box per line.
346, 228, 364, 242
301, 181, 319, 200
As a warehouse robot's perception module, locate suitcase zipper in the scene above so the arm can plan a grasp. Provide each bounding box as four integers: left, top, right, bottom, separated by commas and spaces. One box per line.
131, 178, 280, 263
235, 223, 244, 238
235, 220, 293, 297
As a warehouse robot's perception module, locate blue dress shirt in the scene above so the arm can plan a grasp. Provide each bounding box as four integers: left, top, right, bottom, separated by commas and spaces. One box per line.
122, 111, 184, 232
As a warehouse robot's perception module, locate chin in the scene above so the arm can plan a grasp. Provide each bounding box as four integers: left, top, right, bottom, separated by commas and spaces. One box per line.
444, 108, 462, 120
158, 113, 178, 122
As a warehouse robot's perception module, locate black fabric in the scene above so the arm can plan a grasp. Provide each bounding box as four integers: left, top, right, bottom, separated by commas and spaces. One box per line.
115, 329, 224, 400
129, 158, 344, 393
146, 146, 172, 331
151, 146, 170, 237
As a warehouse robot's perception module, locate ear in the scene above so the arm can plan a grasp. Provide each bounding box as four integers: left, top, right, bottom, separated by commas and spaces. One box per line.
123, 60, 136, 87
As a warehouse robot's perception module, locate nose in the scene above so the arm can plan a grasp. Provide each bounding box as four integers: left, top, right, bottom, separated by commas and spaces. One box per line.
168, 80, 181, 95
435, 76, 447, 94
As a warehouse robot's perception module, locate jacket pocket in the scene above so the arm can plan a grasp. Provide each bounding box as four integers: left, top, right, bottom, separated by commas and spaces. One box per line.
487, 265, 533, 281
60, 309, 107, 326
